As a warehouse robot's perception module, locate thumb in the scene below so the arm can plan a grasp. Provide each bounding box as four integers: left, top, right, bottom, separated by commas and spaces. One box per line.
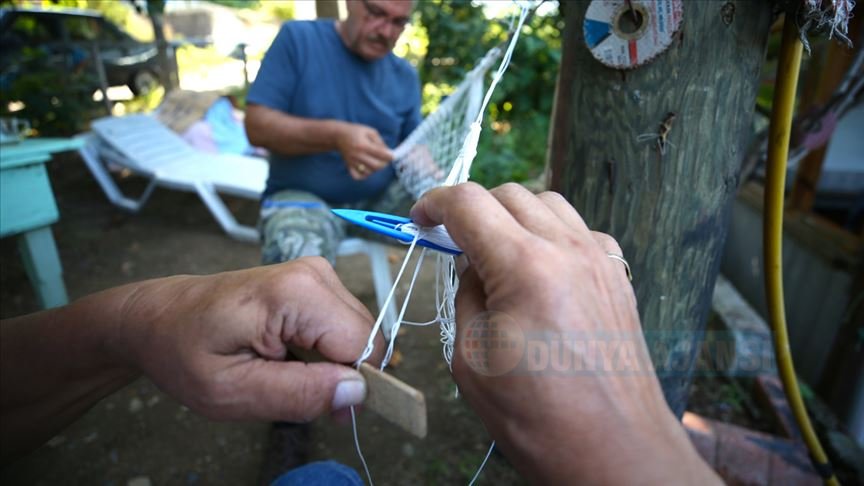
235, 360, 366, 422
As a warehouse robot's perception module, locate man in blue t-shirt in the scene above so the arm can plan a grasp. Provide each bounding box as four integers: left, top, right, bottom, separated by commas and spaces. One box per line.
245, 0, 420, 264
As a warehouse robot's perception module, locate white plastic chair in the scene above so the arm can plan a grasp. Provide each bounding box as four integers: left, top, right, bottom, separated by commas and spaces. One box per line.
78, 114, 399, 335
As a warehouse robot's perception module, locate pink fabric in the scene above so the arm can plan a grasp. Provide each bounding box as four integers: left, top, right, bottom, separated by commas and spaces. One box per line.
181, 120, 219, 154
802, 111, 839, 151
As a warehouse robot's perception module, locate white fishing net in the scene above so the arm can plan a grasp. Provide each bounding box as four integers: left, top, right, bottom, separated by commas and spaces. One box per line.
352, 5, 534, 485
392, 48, 501, 199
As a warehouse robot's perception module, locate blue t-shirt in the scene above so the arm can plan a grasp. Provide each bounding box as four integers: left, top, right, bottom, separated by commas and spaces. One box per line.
248, 20, 422, 203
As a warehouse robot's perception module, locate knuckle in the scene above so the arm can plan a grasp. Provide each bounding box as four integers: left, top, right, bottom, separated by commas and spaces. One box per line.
450, 181, 487, 203
592, 231, 622, 254
489, 182, 526, 200
496, 182, 525, 194
298, 255, 331, 273
274, 258, 327, 293
538, 190, 567, 204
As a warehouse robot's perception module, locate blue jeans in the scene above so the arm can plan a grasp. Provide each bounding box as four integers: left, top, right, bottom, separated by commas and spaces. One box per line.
270, 461, 364, 486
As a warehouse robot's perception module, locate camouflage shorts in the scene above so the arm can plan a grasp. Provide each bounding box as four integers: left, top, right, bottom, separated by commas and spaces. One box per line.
259, 180, 414, 265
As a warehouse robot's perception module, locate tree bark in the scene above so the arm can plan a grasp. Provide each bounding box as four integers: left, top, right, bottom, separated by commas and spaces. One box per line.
147, 0, 178, 92
315, 0, 341, 19
548, 1, 773, 415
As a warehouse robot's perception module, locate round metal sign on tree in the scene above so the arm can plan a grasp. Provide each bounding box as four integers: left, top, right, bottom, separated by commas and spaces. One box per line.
583, 0, 684, 69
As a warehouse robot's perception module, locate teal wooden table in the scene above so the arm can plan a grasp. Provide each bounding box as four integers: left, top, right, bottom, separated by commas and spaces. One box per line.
1, 137, 84, 309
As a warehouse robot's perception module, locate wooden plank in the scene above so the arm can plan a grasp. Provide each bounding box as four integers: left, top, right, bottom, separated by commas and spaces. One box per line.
0, 163, 59, 237
359, 363, 427, 439
788, 15, 862, 211
710, 275, 774, 375
289, 347, 427, 438
0, 138, 84, 169
739, 182, 862, 267
17, 226, 68, 309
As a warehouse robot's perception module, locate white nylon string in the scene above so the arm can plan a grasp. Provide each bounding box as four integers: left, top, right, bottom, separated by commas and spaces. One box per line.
381, 248, 428, 369
437, 253, 458, 372
350, 3, 533, 483
395, 222, 462, 254
443, 4, 531, 192
350, 406, 373, 485
354, 234, 420, 366
435, 3, 530, 372
350, 234, 421, 486
469, 441, 497, 486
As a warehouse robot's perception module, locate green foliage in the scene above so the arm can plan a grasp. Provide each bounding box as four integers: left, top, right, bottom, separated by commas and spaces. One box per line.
0, 48, 104, 136
205, 0, 260, 9
261, 0, 295, 21
176, 44, 232, 72
116, 85, 164, 115
25, 0, 155, 41
416, 0, 562, 188
227, 84, 250, 109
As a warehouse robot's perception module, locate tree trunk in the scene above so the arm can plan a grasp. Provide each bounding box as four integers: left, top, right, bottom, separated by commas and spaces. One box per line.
315, 0, 341, 19
147, 0, 178, 92
548, 1, 773, 415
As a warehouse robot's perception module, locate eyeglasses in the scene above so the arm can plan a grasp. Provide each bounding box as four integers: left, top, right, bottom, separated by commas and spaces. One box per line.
360, 0, 411, 30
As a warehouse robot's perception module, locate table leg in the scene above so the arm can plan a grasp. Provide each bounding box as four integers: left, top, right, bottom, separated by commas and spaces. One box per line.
18, 226, 68, 309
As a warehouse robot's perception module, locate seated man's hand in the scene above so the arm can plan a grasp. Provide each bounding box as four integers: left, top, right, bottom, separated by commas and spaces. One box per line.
410, 183, 718, 484
115, 258, 383, 422
335, 123, 393, 180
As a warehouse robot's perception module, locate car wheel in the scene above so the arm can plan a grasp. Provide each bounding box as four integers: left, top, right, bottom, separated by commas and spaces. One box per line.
129, 70, 159, 96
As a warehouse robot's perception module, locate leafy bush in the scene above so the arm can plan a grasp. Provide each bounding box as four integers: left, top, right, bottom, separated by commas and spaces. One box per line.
45, 0, 154, 41
262, 1, 295, 22
0, 47, 104, 136
115, 85, 165, 116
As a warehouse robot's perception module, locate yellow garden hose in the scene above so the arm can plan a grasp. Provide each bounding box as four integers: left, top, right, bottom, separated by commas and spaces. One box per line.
764, 15, 839, 486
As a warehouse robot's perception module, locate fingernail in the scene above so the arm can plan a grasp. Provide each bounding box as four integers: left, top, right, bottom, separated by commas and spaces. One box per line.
332, 378, 366, 411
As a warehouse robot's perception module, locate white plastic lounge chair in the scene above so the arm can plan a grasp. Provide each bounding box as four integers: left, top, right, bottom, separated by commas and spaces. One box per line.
77, 114, 399, 333
79, 114, 265, 241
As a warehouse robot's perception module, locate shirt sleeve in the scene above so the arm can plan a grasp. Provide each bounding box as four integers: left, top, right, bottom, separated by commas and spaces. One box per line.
399, 68, 423, 142
247, 22, 299, 112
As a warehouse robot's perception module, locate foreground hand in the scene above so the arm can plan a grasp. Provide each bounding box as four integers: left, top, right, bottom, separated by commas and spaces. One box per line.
115, 258, 383, 422
410, 183, 718, 484
336, 122, 393, 180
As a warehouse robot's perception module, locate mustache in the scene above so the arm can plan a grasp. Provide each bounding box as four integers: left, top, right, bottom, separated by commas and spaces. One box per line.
367, 35, 392, 46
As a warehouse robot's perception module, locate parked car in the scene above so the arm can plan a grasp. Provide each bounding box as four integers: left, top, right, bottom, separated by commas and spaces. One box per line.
0, 7, 162, 95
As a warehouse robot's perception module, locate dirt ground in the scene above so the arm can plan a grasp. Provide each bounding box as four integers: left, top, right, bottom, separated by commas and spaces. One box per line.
0, 153, 525, 485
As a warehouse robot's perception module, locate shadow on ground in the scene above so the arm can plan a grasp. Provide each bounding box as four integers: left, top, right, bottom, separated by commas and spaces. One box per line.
0, 153, 524, 485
